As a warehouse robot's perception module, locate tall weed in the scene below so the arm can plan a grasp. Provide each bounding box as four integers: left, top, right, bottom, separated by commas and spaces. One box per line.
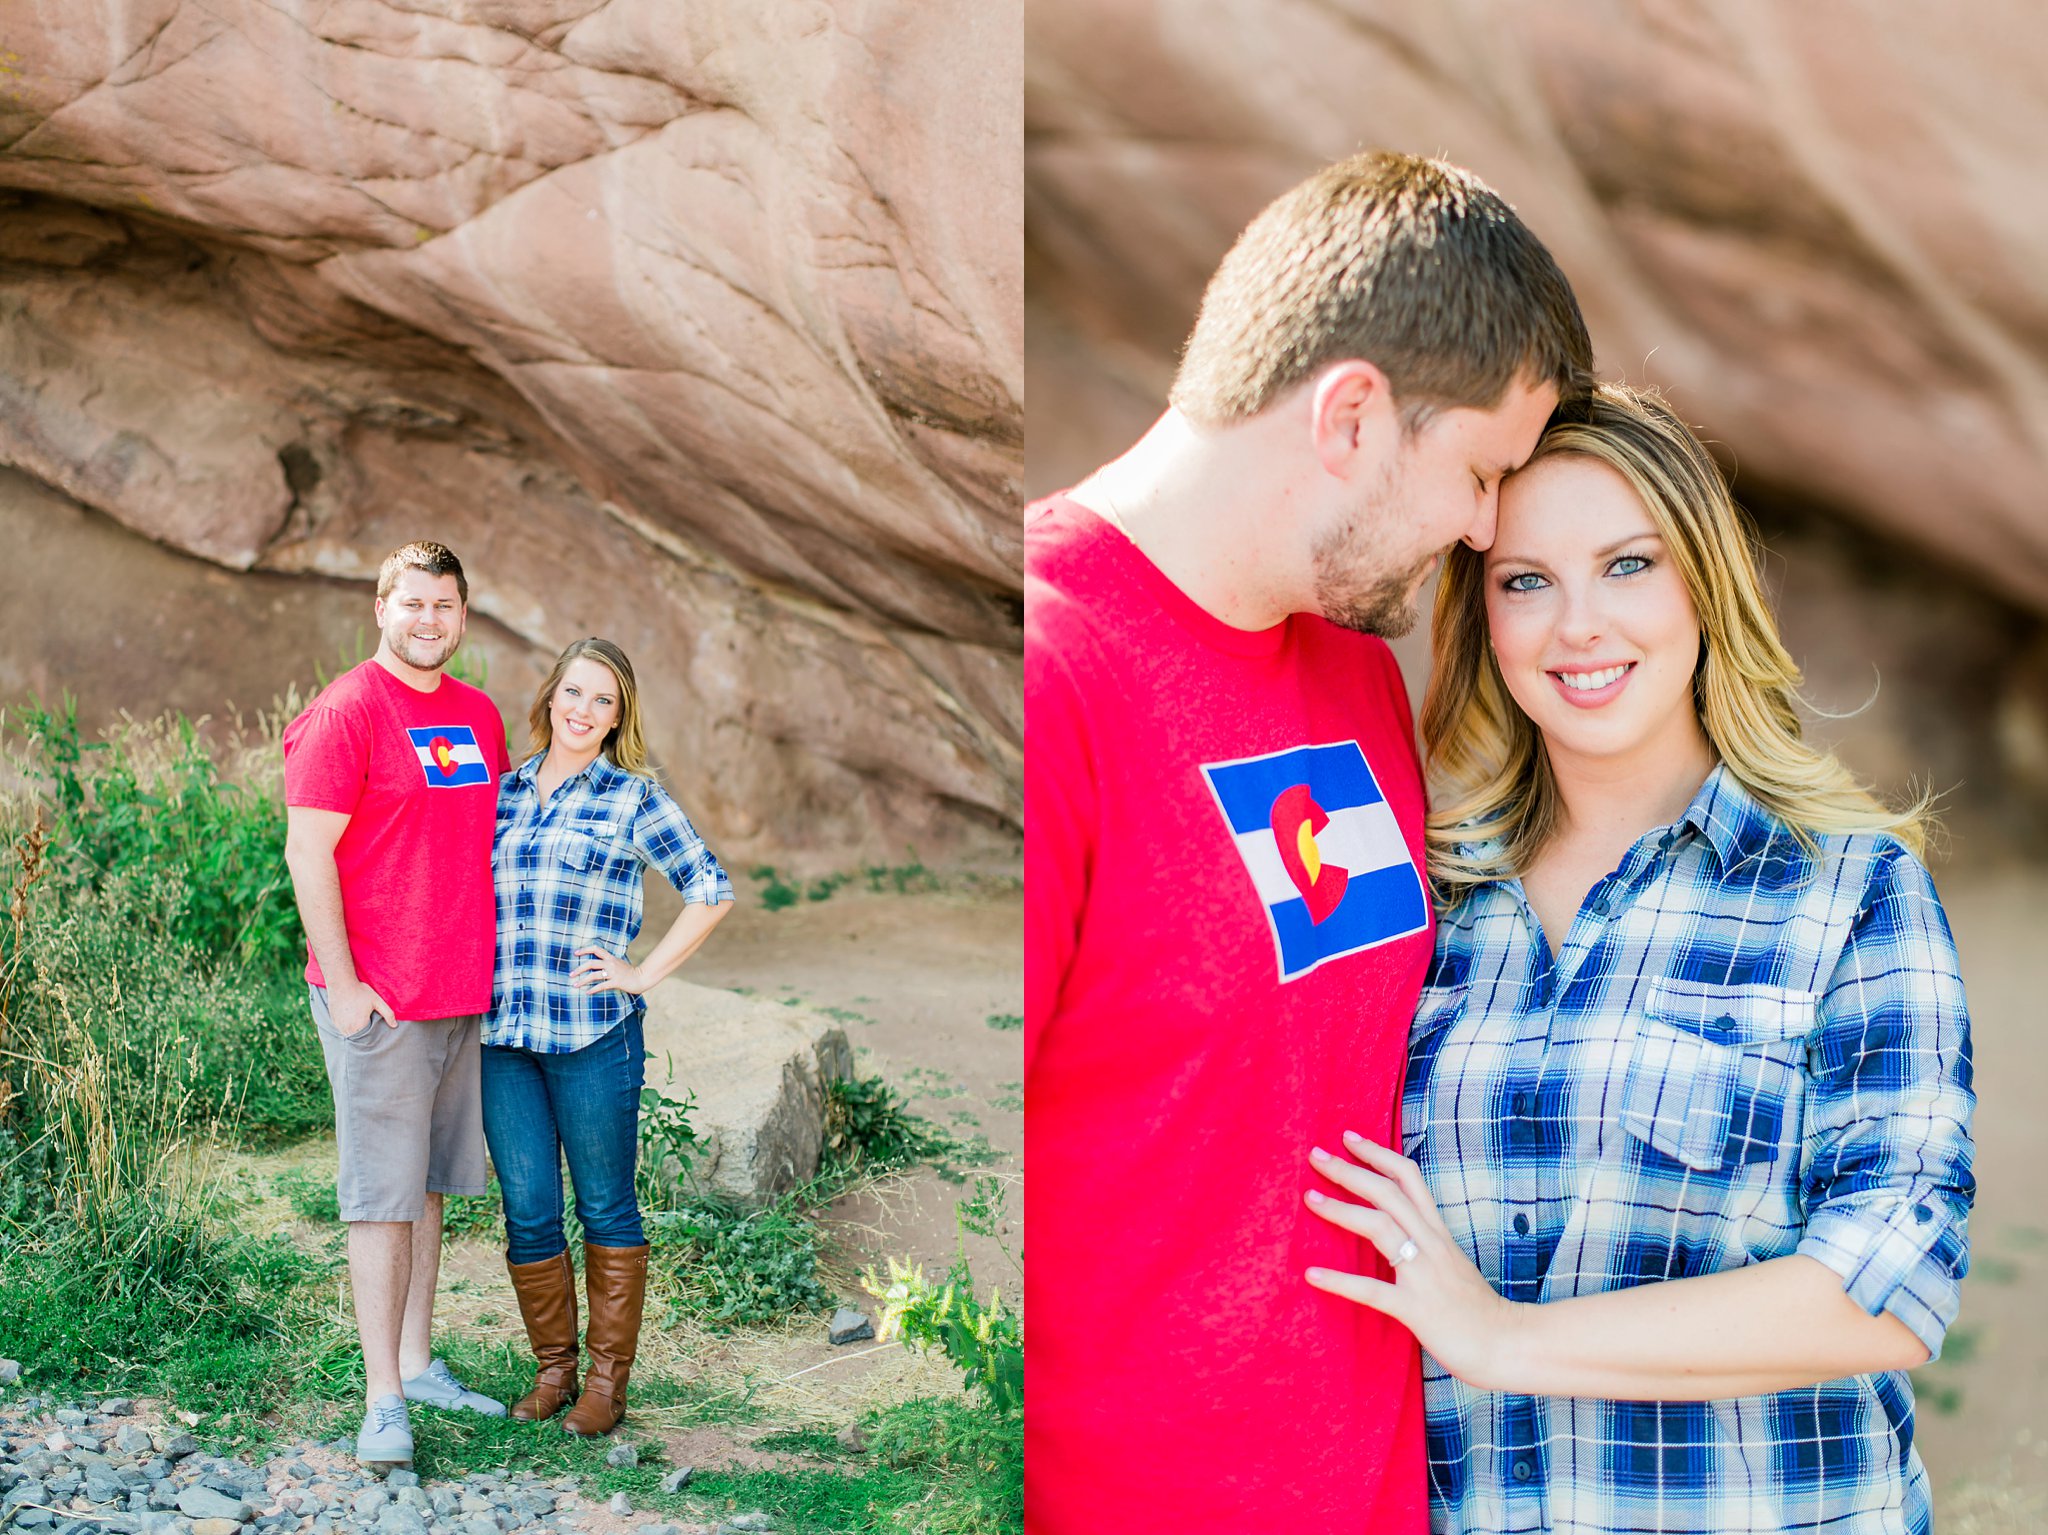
11, 698, 304, 975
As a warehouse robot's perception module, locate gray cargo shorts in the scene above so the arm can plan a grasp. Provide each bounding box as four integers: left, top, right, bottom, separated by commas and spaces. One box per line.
310, 985, 488, 1222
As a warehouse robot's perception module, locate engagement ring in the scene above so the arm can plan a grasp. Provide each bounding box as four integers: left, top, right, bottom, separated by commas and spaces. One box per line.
1393, 1240, 1419, 1267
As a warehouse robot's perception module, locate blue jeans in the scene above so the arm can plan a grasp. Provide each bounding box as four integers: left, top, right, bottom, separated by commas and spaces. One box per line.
480, 1015, 647, 1263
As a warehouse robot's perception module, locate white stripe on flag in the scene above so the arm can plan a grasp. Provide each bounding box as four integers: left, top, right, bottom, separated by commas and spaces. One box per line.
1233, 799, 1413, 906
412, 742, 487, 766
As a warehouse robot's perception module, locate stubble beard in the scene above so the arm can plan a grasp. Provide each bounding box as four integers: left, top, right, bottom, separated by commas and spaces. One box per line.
385, 627, 460, 673
1309, 465, 1432, 639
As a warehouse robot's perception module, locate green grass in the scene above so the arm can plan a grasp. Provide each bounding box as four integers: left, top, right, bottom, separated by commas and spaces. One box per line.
0, 1200, 353, 1432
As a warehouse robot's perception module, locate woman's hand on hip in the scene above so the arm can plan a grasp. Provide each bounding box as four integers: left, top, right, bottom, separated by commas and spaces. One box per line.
571, 946, 647, 995
1304, 1131, 1525, 1391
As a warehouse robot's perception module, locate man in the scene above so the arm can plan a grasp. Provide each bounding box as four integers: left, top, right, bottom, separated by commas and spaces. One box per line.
283, 541, 513, 1470
1024, 153, 1594, 1531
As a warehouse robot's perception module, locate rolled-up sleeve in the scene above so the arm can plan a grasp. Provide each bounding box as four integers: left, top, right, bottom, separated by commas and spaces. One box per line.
1797, 844, 1975, 1357
633, 781, 735, 907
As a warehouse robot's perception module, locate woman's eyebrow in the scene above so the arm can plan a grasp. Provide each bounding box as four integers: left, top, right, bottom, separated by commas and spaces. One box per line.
1592, 530, 1665, 559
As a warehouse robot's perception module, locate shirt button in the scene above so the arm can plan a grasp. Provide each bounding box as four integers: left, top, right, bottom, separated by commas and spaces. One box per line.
1590, 896, 1609, 917
1512, 1459, 1533, 1482
1715, 1014, 1735, 1030
1914, 1203, 1934, 1223
1512, 1213, 1530, 1236
1512, 1092, 1532, 1116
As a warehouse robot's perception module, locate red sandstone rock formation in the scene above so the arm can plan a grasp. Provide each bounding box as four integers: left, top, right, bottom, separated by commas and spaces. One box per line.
1027, 1, 2048, 613
0, 0, 1021, 862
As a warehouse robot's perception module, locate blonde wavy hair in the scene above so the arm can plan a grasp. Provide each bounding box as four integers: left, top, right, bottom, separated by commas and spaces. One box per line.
525, 637, 653, 777
1421, 382, 1928, 899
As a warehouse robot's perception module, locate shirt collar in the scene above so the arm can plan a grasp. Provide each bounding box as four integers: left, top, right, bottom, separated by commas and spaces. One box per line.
1452, 761, 1780, 886
511, 749, 619, 794
1674, 762, 1780, 872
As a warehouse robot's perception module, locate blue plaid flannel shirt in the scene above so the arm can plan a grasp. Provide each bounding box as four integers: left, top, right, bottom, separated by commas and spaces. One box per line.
486, 752, 733, 1052
1407, 765, 1974, 1534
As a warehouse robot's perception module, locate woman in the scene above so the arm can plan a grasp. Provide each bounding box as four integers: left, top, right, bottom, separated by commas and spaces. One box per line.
483, 637, 734, 1436
1306, 384, 1974, 1532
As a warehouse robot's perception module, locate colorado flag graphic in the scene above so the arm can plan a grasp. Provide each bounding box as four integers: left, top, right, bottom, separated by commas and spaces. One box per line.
407, 725, 493, 788
1201, 741, 1429, 981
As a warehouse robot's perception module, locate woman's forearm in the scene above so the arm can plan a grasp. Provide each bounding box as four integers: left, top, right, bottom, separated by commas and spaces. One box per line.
1489, 1254, 1928, 1400
632, 898, 733, 990
1306, 1137, 1932, 1402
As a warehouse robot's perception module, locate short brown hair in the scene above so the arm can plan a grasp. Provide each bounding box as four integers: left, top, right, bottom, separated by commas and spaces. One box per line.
376, 541, 468, 603
1170, 152, 1593, 424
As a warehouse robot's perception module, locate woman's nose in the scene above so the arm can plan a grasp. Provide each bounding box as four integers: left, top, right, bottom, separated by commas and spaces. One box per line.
1555, 586, 1604, 646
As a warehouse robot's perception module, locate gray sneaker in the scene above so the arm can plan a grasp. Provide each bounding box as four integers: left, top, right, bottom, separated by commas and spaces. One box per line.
356, 1393, 414, 1471
402, 1358, 508, 1416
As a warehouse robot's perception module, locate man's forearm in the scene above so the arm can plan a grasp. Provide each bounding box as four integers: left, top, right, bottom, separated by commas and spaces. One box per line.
1491, 1254, 1929, 1401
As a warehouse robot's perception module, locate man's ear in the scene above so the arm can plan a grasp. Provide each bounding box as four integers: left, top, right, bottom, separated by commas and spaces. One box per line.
1309, 360, 1396, 479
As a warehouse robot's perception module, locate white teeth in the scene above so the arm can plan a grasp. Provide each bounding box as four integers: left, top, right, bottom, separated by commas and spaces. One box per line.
1559, 665, 1629, 691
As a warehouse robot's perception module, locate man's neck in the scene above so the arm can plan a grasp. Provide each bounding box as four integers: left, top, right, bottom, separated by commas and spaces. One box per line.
373, 648, 445, 694
1069, 409, 1311, 632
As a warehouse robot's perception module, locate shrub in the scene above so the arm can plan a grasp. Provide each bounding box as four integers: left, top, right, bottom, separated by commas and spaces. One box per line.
823, 1075, 947, 1173
745, 863, 800, 911
864, 1177, 1022, 1413
2, 703, 327, 1147
650, 1196, 833, 1325
12, 699, 304, 976
635, 1083, 704, 1213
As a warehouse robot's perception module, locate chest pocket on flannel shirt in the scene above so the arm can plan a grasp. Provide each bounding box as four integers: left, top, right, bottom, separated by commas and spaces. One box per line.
1619, 977, 1817, 1173
558, 822, 625, 872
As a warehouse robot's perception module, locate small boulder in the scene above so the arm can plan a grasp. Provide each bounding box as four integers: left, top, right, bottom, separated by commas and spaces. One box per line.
603, 1444, 637, 1470
826, 1310, 873, 1346
657, 1469, 693, 1495
640, 983, 852, 1203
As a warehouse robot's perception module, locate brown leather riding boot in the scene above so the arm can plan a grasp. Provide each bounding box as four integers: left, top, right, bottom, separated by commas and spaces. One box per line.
505, 1250, 580, 1422
561, 1243, 648, 1436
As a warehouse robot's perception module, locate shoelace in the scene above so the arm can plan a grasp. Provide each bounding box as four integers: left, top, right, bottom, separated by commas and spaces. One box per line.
427, 1360, 461, 1388
370, 1400, 408, 1434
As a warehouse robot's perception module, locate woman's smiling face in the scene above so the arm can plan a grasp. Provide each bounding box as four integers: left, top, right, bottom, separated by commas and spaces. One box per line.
550, 656, 623, 756
1484, 453, 1708, 776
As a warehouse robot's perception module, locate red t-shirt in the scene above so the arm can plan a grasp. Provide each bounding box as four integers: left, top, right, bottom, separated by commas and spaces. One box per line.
282, 660, 510, 1020
1025, 497, 1434, 1534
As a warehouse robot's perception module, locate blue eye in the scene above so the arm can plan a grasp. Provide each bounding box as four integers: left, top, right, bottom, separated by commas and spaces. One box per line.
1610, 554, 1651, 577
1502, 571, 1546, 593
